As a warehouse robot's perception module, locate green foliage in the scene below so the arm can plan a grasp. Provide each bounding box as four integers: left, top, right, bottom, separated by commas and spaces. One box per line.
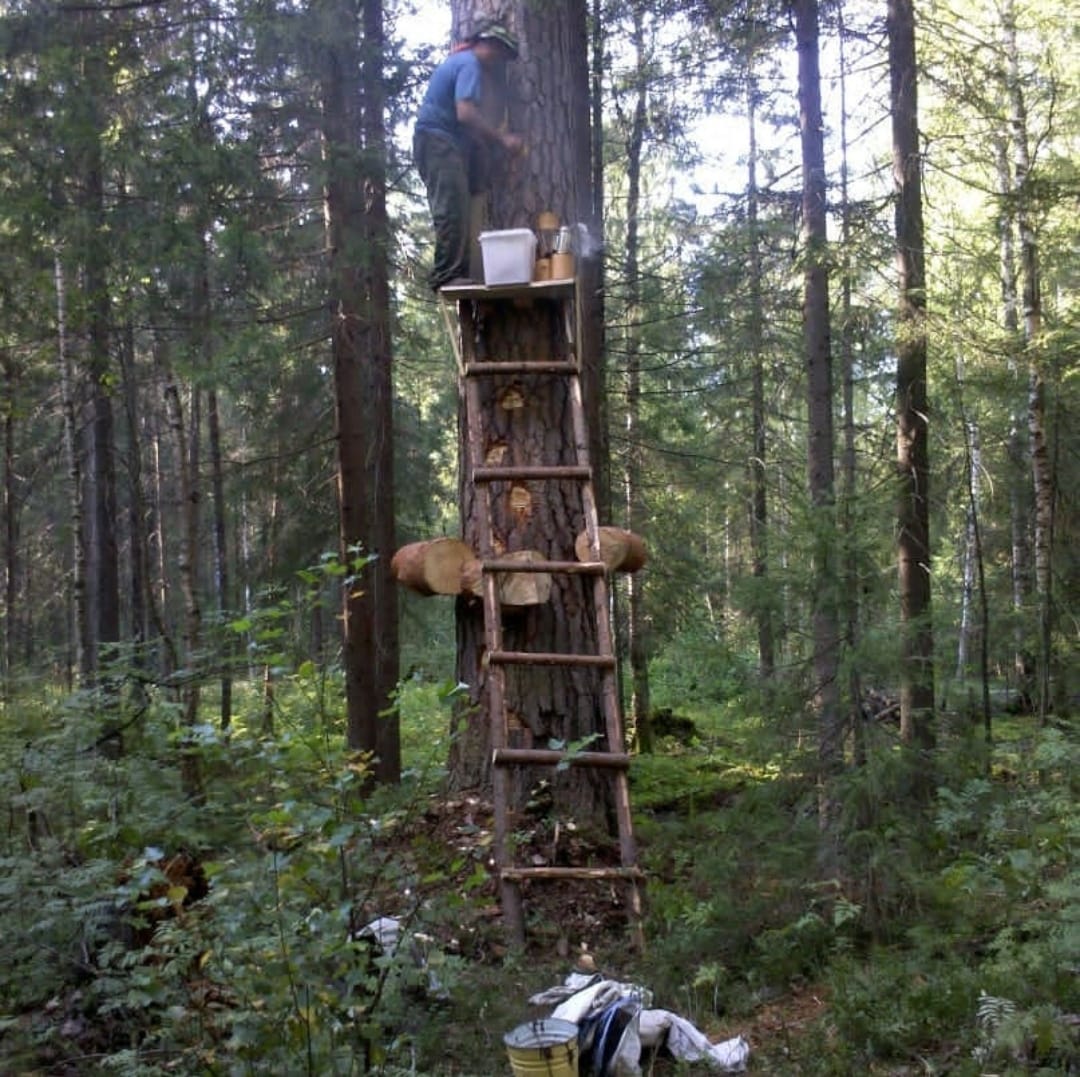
0, 581, 468, 1074
648, 616, 755, 708
3, 658, 1078, 1075
631, 699, 1078, 1075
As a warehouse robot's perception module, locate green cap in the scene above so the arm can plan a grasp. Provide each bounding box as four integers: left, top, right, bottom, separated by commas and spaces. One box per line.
473, 21, 519, 58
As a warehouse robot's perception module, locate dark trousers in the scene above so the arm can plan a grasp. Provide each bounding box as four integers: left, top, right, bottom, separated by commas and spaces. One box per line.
413, 129, 470, 290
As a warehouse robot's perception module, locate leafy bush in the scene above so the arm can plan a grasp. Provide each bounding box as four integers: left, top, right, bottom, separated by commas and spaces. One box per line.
0, 557, 472, 1074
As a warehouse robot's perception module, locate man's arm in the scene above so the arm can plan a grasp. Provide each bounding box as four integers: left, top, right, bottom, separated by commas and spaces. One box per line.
456, 99, 523, 155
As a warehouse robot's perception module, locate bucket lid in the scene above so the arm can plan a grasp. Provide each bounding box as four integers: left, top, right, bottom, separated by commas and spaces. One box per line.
478, 228, 537, 241
504, 1018, 579, 1049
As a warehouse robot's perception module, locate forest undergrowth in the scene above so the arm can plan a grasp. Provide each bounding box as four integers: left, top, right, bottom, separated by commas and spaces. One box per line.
0, 665, 1076, 1075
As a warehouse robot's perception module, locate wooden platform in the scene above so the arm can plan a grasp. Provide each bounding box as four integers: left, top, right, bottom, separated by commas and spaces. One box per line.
439, 277, 575, 301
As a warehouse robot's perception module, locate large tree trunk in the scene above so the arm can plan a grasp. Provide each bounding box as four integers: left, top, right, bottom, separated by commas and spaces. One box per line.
622, 7, 652, 753
360, 0, 401, 781
587, 0, 610, 516
78, 35, 120, 682
321, 0, 400, 782
889, 0, 935, 775
793, 0, 842, 871
447, 0, 611, 827
837, 11, 863, 763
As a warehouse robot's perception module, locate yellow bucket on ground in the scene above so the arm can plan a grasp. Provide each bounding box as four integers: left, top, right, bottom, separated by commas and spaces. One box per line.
504, 1018, 579, 1077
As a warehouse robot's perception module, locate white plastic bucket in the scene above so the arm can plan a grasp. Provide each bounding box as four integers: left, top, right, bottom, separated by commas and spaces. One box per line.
479, 228, 537, 285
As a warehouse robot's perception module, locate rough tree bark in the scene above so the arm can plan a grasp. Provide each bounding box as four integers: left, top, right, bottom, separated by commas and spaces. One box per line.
888, 0, 935, 776
837, 9, 864, 764
320, 0, 400, 782
76, 28, 120, 681
622, 6, 652, 753
793, 0, 842, 868
359, 0, 401, 779
446, 0, 613, 828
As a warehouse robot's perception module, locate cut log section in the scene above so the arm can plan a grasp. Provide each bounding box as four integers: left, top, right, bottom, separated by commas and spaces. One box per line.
462, 549, 552, 609
393, 539, 552, 608
574, 526, 647, 573
390, 538, 476, 596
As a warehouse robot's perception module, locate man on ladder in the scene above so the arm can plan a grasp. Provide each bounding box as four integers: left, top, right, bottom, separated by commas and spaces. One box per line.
412, 19, 525, 291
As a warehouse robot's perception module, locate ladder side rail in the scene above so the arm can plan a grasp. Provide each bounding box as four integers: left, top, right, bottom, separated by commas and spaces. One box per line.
567, 375, 603, 559
561, 290, 641, 925
440, 296, 467, 377
451, 284, 643, 951
459, 306, 525, 946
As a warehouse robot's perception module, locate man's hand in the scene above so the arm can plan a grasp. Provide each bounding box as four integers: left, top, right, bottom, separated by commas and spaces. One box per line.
457, 100, 524, 156
500, 132, 525, 157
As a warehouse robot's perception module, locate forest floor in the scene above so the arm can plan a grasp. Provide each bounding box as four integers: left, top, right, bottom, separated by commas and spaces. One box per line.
5, 691, 1074, 1075
359, 790, 834, 1075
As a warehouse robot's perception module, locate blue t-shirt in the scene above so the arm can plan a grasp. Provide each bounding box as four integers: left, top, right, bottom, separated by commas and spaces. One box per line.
415, 50, 483, 150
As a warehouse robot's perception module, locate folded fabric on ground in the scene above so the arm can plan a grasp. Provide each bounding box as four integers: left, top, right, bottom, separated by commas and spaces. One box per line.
529, 972, 750, 1074
639, 1009, 749, 1071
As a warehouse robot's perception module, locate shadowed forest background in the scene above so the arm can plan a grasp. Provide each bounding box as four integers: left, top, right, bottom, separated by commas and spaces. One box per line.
0, 0, 1076, 1073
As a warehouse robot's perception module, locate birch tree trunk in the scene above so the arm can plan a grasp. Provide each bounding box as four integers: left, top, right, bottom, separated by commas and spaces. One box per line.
994, 136, 1035, 713
955, 357, 993, 746
1004, 0, 1053, 722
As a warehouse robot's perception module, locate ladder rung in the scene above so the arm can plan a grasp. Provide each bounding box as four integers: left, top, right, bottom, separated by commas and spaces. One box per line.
489, 650, 616, 669
493, 748, 631, 770
482, 559, 605, 575
474, 465, 591, 482
465, 361, 578, 376
501, 866, 644, 882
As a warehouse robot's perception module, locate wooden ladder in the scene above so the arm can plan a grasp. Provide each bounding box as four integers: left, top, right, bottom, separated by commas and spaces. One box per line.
440, 278, 643, 950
